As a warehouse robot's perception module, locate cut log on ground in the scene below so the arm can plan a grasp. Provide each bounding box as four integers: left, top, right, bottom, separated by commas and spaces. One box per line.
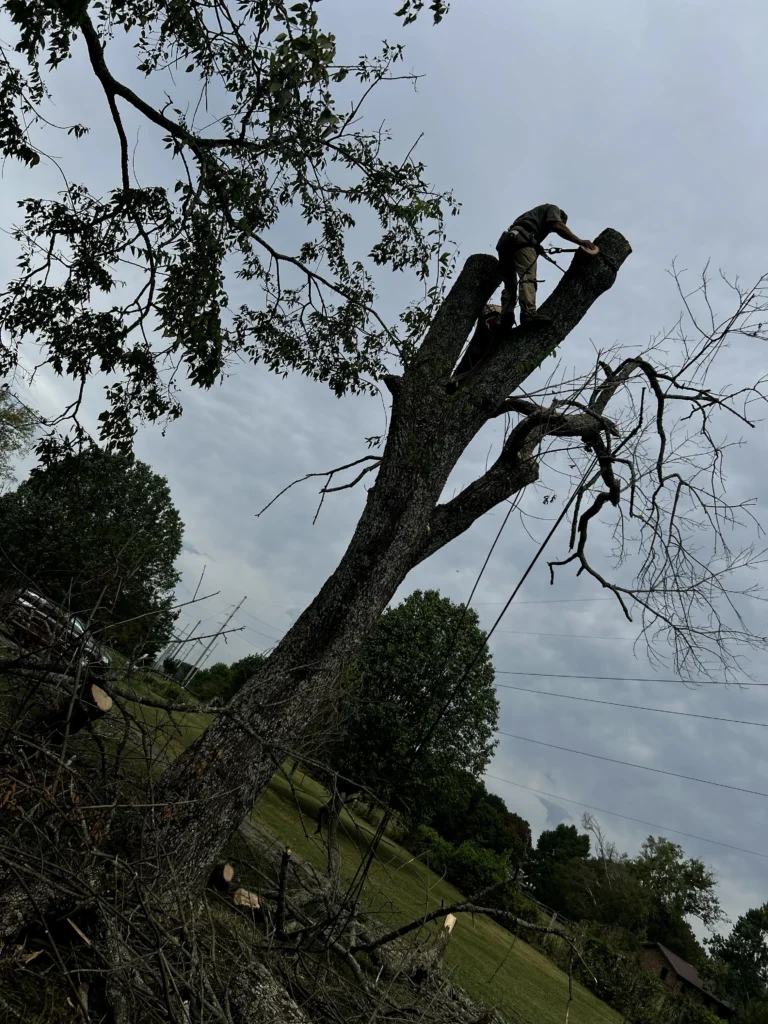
208, 861, 236, 891
26, 675, 114, 741
233, 888, 261, 910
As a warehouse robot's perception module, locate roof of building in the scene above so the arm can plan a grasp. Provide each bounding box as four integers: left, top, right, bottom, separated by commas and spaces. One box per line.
643, 943, 732, 1011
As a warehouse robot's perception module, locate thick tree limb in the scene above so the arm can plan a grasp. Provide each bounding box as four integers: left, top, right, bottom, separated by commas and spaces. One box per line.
418, 407, 617, 563
465, 229, 633, 407
227, 962, 309, 1024
414, 254, 501, 377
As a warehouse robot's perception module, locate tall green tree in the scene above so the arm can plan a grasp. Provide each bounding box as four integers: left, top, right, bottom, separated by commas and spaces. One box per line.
529, 823, 591, 910
635, 836, 723, 929
0, 447, 183, 654
464, 797, 532, 861
0, 0, 455, 453
327, 589, 499, 826
707, 903, 768, 1011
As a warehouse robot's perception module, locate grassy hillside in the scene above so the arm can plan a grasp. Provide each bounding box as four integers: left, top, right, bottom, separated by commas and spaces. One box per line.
252, 768, 621, 1024
126, 679, 620, 1022
0, 664, 622, 1024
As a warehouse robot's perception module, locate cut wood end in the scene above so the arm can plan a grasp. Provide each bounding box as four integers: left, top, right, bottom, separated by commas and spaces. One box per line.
443, 913, 457, 934
90, 684, 112, 713
233, 887, 261, 910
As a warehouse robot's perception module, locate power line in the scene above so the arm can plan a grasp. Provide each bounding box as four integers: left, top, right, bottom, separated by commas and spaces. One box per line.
493, 629, 634, 641
496, 669, 768, 687
410, 463, 597, 761
496, 682, 768, 727
476, 598, 617, 606
232, 619, 282, 644
485, 775, 768, 861
231, 606, 286, 635
498, 732, 768, 799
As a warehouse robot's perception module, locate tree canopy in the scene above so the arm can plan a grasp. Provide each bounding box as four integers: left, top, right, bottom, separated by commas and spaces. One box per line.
635, 836, 723, 929
0, 446, 183, 654
708, 903, 768, 1011
327, 589, 499, 825
0, 0, 456, 453
185, 653, 268, 704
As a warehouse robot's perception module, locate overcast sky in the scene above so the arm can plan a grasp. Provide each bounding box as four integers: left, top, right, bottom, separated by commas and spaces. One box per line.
3, 0, 768, 938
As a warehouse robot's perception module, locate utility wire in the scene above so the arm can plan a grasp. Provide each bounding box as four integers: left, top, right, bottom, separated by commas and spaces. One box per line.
499, 732, 768, 799
475, 598, 617, 605
493, 629, 634, 641
485, 775, 768, 861
496, 670, 768, 687
233, 620, 282, 644
412, 462, 597, 758
496, 682, 768, 727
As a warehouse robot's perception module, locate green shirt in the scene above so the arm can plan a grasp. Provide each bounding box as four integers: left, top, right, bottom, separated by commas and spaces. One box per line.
508, 204, 566, 245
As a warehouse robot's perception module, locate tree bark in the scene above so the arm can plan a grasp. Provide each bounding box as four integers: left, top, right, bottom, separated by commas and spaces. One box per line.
139, 229, 630, 889
0, 233, 624, 944
227, 961, 309, 1024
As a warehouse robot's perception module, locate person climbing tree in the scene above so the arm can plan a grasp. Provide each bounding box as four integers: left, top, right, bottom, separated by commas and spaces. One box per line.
497, 204, 596, 329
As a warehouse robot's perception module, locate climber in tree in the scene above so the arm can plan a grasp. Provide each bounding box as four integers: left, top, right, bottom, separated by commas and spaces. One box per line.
497, 205, 596, 329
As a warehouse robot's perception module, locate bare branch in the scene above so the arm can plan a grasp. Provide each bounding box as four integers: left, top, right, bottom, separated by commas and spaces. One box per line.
255, 456, 382, 518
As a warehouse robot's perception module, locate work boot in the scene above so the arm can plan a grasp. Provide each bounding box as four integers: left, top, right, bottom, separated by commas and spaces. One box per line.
497, 310, 516, 339
520, 311, 552, 328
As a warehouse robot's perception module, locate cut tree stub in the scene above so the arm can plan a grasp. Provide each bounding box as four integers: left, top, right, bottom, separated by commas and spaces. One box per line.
208, 861, 236, 892
90, 684, 112, 713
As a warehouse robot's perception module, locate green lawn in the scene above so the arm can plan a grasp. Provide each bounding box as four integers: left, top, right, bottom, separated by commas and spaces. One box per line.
1, 666, 621, 1024
250, 768, 621, 1024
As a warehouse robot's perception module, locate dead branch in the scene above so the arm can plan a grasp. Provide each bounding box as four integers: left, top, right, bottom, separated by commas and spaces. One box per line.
255, 456, 382, 518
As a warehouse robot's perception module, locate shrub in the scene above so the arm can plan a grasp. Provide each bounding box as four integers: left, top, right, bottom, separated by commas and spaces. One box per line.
411, 825, 454, 875
485, 882, 542, 925
448, 840, 507, 894
674, 998, 728, 1024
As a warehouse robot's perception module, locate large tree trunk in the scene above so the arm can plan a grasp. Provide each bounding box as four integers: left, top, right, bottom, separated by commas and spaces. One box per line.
0, 234, 630, 950
145, 229, 630, 888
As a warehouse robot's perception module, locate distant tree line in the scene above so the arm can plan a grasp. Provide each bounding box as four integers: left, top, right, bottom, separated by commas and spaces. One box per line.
160, 588, 768, 1024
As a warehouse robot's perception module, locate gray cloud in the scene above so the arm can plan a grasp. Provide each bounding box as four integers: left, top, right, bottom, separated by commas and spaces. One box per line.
2, 0, 767, 935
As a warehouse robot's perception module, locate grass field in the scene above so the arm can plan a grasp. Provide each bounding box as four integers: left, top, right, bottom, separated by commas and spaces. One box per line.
120, 679, 621, 1023
1, 662, 621, 1024
251, 768, 621, 1024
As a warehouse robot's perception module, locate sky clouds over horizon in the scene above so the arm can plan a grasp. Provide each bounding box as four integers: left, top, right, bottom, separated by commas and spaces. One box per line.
2, 0, 768, 937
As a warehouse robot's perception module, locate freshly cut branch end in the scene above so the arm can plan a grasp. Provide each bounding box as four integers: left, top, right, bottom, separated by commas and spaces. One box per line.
208, 861, 236, 891
233, 888, 261, 910
90, 684, 112, 714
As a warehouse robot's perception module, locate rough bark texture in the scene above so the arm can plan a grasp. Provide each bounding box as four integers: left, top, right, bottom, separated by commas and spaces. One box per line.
141, 229, 631, 889
227, 961, 309, 1024
0, 235, 630, 955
